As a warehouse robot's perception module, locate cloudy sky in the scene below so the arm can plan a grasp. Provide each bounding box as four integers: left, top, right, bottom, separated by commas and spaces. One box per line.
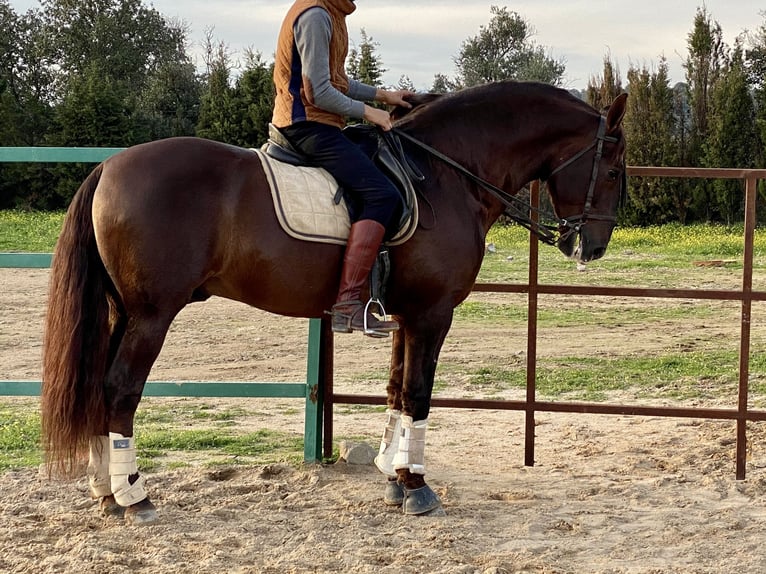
8, 1, 764, 90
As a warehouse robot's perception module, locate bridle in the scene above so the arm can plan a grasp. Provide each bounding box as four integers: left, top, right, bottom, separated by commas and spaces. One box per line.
545, 115, 620, 244
391, 115, 621, 247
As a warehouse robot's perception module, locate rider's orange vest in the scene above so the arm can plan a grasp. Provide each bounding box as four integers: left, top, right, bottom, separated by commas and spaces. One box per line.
272, 0, 356, 129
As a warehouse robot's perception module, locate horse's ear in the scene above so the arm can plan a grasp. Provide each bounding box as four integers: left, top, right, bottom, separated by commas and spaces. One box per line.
606, 93, 628, 134
390, 93, 443, 120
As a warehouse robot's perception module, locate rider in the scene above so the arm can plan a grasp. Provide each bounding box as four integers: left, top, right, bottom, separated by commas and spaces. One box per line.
272, 0, 414, 337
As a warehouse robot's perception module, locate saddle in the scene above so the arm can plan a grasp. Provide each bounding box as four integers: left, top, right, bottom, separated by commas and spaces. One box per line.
262, 123, 422, 239
261, 123, 422, 312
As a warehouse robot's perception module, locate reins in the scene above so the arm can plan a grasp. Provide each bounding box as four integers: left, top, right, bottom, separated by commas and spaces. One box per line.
392, 115, 618, 247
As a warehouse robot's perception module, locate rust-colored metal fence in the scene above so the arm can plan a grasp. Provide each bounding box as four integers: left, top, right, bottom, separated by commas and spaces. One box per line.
322, 167, 766, 479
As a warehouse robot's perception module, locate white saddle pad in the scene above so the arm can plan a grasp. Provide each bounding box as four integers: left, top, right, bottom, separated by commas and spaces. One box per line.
254, 149, 417, 246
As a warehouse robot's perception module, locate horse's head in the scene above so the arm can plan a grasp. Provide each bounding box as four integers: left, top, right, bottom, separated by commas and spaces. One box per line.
546, 93, 628, 263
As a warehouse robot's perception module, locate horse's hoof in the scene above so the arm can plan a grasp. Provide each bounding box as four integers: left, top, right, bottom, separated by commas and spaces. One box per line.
124, 499, 159, 525
383, 479, 405, 506
99, 495, 125, 518
402, 484, 444, 516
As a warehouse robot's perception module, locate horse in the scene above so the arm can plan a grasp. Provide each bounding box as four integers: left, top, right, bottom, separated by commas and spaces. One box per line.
41, 81, 627, 524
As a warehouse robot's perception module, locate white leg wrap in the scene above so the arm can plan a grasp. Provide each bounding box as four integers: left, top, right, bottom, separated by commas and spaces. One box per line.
374, 409, 402, 477
391, 416, 428, 475
108, 433, 147, 507
87, 435, 112, 498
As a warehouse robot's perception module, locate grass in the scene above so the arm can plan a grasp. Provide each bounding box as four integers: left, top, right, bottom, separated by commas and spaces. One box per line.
3, 211, 766, 470
0, 398, 307, 473
0, 402, 42, 471
479, 223, 766, 288
0, 210, 64, 252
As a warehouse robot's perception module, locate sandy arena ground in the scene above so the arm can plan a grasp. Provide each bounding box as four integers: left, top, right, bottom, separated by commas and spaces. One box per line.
2, 268, 766, 573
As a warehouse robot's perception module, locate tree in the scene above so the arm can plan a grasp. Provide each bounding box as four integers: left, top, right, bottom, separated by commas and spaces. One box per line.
452, 6, 565, 87
705, 42, 758, 223
746, 13, 766, 173
396, 75, 415, 92
136, 58, 202, 140
41, 0, 188, 96
347, 29, 386, 87
40, 0, 196, 146
430, 73, 460, 94
230, 50, 275, 148
196, 34, 236, 143
683, 5, 726, 220
0, 2, 57, 209
622, 59, 684, 224
585, 54, 622, 111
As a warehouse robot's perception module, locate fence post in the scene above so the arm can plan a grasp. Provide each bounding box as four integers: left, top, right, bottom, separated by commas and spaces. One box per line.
736, 176, 757, 479
303, 317, 324, 462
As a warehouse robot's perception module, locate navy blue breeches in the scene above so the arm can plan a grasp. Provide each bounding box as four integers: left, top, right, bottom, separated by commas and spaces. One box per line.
281, 121, 402, 232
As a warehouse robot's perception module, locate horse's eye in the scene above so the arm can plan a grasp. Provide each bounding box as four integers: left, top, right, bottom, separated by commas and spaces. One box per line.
607, 169, 619, 181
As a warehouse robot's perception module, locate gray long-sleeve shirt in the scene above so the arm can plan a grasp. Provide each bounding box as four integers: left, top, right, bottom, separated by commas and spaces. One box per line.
294, 7, 378, 120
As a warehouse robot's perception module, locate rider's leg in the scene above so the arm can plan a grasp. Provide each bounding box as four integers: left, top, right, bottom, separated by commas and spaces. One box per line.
282, 122, 402, 336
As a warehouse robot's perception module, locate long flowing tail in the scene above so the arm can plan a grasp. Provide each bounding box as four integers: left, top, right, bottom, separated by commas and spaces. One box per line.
41, 163, 112, 476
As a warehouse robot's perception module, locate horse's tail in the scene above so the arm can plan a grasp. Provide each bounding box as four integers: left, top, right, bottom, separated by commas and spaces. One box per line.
42, 163, 112, 476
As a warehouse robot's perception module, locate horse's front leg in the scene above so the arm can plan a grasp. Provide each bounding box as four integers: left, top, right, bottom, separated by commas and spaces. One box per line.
375, 328, 406, 505
376, 311, 452, 515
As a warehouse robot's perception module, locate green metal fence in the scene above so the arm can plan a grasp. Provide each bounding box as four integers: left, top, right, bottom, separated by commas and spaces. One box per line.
0, 147, 325, 462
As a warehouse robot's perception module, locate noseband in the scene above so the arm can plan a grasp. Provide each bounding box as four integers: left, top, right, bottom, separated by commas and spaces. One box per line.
545, 115, 620, 244
392, 114, 619, 247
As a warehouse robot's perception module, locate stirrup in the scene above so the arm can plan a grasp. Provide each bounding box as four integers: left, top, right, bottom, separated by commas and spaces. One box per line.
363, 298, 396, 339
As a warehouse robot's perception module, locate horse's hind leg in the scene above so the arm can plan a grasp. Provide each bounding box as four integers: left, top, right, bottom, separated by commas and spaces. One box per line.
87, 435, 124, 517
100, 310, 177, 525
86, 315, 127, 517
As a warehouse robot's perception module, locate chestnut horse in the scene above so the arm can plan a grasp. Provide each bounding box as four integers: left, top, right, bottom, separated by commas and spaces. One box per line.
41, 81, 627, 524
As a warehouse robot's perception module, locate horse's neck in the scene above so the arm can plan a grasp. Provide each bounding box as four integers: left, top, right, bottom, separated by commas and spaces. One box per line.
413, 116, 563, 194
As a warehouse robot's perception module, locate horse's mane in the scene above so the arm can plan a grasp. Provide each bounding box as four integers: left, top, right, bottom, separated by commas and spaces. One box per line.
391, 81, 597, 129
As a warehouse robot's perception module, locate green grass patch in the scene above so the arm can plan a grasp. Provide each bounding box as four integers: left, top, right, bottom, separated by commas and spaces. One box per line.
480, 222, 766, 287
0, 400, 305, 471
0, 210, 64, 252
136, 428, 304, 466
0, 405, 43, 470
455, 298, 721, 327
443, 349, 765, 403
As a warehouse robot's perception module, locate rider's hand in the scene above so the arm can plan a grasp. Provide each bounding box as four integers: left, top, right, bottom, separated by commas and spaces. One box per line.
363, 105, 394, 131
376, 89, 416, 109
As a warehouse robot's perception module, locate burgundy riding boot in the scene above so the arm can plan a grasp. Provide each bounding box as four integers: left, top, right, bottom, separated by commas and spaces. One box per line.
331, 219, 399, 337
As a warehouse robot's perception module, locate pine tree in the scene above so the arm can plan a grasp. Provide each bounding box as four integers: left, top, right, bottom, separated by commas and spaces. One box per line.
623, 59, 682, 224
230, 50, 275, 148
746, 14, 766, 172
683, 6, 726, 220
347, 29, 386, 87
196, 35, 235, 143
586, 54, 622, 111
705, 42, 758, 223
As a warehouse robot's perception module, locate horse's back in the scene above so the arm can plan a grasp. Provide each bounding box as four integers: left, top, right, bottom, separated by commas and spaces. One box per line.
91, 137, 343, 317
92, 138, 266, 307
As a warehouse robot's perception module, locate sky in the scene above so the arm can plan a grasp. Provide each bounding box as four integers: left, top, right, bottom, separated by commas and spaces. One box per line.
7, 1, 764, 90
